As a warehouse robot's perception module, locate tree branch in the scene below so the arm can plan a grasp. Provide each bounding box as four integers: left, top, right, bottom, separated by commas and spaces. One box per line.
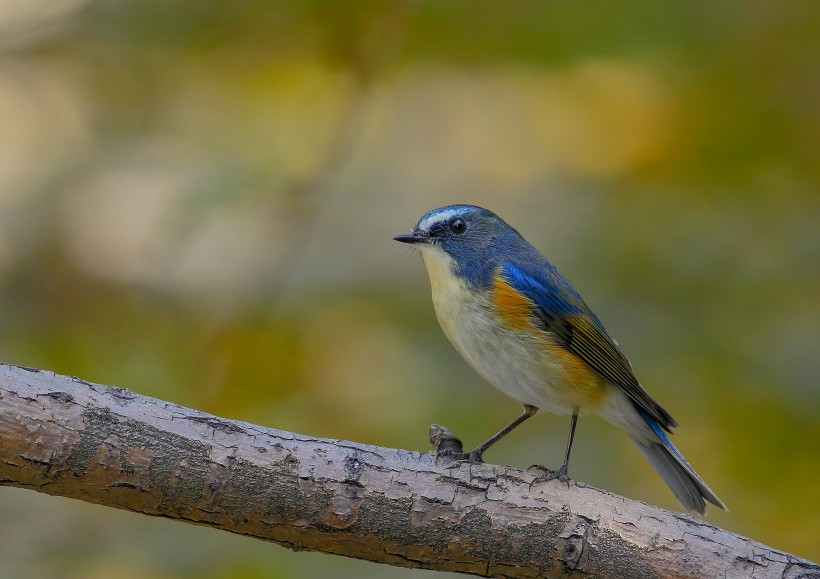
0, 363, 815, 578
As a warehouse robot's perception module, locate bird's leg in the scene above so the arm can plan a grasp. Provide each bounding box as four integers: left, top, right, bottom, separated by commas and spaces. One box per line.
439, 405, 538, 464
529, 410, 578, 482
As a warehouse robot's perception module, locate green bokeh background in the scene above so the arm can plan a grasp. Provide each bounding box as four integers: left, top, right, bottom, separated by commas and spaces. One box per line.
0, 2, 817, 577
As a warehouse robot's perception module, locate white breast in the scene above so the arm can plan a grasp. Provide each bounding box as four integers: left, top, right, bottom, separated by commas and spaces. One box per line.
419, 248, 584, 415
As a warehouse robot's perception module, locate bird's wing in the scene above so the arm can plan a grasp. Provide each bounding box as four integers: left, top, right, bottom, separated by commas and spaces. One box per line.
500, 262, 677, 431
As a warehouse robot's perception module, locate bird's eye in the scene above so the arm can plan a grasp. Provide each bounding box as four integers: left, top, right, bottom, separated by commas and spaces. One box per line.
449, 218, 466, 234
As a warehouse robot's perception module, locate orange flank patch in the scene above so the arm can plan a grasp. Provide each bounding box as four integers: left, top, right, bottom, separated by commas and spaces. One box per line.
543, 340, 607, 408
492, 273, 607, 409
492, 275, 538, 331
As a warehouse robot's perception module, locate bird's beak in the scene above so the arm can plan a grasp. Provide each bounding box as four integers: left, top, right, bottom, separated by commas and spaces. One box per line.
393, 229, 430, 244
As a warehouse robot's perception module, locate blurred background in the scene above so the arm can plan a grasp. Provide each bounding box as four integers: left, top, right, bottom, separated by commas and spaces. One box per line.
0, 1, 817, 577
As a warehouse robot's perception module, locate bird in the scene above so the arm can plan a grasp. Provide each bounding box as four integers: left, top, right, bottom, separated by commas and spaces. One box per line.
394, 204, 726, 515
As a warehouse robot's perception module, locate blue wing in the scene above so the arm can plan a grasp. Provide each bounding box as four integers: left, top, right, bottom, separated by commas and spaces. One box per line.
500, 261, 677, 431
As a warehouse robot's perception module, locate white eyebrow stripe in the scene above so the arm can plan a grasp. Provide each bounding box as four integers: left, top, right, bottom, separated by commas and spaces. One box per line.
419, 208, 459, 231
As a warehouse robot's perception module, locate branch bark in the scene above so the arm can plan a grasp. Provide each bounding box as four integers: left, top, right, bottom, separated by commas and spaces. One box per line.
0, 363, 815, 578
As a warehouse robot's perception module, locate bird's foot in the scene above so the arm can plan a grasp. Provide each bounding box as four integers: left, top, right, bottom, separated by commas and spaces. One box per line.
436, 448, 484, 464
527, 463, 570, 487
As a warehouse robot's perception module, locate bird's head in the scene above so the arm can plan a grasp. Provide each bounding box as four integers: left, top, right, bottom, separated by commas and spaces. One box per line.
394, 204, 527, 288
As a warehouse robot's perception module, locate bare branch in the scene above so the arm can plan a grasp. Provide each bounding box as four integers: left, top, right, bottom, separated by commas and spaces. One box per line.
0, 363, 815, 578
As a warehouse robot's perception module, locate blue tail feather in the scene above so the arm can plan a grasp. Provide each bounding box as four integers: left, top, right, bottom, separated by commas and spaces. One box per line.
634, 410, 726, 515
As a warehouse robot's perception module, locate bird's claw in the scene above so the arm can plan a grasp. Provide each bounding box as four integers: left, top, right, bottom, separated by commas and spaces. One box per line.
527, 464, 571, 488
436, 449, 484, 464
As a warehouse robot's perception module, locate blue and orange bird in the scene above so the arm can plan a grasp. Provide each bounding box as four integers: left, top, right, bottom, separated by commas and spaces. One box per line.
394, 204, 726, 515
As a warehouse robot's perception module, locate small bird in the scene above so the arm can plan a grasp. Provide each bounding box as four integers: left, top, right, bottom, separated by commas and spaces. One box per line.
394, 204, 726, 515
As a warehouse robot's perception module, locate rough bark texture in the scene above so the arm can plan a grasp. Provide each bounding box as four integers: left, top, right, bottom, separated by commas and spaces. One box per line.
0, 363, 816, 578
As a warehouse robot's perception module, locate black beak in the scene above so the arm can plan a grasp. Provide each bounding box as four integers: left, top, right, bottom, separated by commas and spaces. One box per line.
393, 229, 430, 244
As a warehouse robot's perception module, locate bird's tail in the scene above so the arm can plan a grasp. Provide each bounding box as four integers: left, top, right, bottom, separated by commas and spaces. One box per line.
632, 410, 727, 516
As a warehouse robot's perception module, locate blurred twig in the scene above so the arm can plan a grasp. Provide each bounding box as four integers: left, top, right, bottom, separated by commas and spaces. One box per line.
1, 363, 816, 578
